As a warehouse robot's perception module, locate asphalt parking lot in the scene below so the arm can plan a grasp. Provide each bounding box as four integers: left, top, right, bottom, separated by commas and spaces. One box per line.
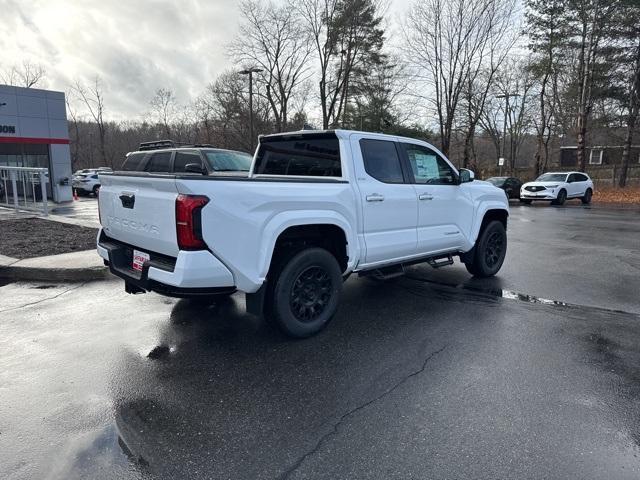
1, 203, 639, 479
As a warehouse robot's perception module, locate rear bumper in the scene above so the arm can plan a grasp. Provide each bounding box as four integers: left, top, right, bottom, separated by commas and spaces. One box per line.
97, 229, 236, 297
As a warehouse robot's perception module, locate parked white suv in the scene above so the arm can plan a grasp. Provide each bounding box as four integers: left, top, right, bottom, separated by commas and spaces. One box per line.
97, 131, 509, 337
520, 171, 594, 205
73, 168, 112, 196
73, 172, 102, 196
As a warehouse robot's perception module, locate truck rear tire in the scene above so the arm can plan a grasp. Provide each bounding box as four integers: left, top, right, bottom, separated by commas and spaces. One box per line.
267, 247, 342, 338
464, 220, 507, 278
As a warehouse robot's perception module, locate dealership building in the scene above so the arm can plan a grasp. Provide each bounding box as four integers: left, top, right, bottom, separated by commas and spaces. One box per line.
0, 84, 73, 202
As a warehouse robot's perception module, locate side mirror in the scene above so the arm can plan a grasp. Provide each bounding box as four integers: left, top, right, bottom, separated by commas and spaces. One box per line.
459, 168, 475, 183
184, 163, 207, 175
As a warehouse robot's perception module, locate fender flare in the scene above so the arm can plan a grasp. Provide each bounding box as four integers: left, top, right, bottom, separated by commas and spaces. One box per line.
257, 210, 358, 280
469, 201, 509, 246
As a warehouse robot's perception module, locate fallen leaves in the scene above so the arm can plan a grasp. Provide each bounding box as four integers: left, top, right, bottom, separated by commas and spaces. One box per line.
594, 187, 640, 204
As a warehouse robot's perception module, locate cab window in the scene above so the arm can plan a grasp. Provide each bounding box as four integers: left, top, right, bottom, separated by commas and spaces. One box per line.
401, 143, 456, 185
174, 152, 204, 173
144, 152, 172, 172
360, 139, 405, 184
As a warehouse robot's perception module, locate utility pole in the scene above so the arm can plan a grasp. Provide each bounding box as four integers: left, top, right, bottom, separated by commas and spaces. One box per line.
239, 67, 263, 152
496, 92, 520, 173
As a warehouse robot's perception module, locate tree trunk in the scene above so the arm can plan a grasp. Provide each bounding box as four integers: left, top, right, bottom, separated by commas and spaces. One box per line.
533, 73, 549, 177
619, 41, 640, 187
577, 116, 587, 172
462, 127, 476, 170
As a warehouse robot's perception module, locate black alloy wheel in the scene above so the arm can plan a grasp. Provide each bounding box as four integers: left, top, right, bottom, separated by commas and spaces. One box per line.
484, 230, 505, 269
289, 266, 332, 322
268, 247, 342, 338
582, 188, 592, 204
464, 220, 507, 278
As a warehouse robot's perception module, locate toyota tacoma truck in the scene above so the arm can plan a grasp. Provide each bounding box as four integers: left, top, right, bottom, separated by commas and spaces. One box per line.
97, 131, 509, 337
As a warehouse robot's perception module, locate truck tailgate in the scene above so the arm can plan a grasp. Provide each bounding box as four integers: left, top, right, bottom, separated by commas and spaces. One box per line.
98, 174, 180, 257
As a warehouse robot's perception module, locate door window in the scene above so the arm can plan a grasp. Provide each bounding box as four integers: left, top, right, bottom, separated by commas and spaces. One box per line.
360, 139, 405, 183
174, 152, 204, 173
121, 152, 146, 171
402, 144, 455, 185
144, 152, 172, 172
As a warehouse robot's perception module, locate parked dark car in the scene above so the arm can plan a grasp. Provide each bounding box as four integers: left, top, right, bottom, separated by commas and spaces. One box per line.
485, 176, 523, 199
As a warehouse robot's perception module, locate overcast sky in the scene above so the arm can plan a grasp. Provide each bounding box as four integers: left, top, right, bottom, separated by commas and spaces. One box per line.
1, 0, 413, 120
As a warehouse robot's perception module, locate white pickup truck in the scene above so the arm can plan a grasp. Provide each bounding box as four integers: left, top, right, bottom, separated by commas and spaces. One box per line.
97, 131, 509, 337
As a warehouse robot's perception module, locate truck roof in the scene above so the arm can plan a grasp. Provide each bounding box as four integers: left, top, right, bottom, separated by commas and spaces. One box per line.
260, 129, 431, 144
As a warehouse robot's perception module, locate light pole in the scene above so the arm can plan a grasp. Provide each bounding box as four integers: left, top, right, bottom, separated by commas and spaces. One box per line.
496, 92, 520, 174
239, 67, 263, 152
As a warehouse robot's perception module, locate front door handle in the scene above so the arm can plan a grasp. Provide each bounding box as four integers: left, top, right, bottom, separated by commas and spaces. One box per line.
418, 193, 434, 201
366, 193, 385, 202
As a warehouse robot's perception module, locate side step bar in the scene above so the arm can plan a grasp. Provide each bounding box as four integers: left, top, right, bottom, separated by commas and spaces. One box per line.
427, 255, 454, 268
359, 253, 456, 280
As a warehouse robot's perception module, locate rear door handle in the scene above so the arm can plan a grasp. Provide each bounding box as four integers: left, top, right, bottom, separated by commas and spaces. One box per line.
366, 193, 385, 202
418, 193, 434, 201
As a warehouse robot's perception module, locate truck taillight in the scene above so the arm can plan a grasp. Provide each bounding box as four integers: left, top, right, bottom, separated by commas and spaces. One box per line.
175, 194, 209, 250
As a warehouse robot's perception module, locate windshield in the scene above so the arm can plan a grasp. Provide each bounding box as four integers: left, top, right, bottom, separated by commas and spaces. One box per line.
486, 177, 506, 187
536, 173, 567, 182
205, 150, 252, 172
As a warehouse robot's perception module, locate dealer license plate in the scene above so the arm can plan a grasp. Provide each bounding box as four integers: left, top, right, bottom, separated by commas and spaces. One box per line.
132, 250, 150, 272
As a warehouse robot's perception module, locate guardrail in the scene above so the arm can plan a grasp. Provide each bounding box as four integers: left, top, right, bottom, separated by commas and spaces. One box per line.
0, 166, 50, 216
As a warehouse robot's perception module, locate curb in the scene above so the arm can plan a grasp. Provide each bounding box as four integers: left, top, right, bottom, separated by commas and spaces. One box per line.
0, 250, 110, 283
0, 264, 110, 282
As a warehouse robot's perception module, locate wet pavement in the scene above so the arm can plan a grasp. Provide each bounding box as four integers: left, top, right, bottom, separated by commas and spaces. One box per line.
51, 197, 100, 227
1, 204, 640, 479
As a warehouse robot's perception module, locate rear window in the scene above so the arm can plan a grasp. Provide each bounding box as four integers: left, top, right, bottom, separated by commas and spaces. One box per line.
253, 134, 341, 177
121, 152, 146, 171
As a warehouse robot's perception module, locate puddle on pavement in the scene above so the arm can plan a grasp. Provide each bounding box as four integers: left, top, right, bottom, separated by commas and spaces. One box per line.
401, 274, 629, 313
48, 423, 148, 479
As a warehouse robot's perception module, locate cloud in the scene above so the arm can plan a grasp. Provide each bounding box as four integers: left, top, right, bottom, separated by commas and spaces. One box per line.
0, 0, 241, 120
1, 0, 412, 120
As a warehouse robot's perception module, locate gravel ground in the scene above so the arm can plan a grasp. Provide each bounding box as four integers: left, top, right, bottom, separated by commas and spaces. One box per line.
0, 218, 98, 259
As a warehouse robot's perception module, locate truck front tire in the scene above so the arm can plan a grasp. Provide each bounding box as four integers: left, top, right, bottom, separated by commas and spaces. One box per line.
267, 247, 342, 338
464, 220, 507, 278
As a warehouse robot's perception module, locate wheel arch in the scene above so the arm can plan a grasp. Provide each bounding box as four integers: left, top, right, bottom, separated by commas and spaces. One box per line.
258, 212, 356, 281
470, 206, 509, 246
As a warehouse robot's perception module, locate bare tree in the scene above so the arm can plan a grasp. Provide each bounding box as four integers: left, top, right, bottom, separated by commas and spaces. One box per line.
571, 0, 619, 171
149, 88, 178, 138
297, 0, 386, 129
72, 77, 110, 167
1, 60, 47, 88
196, 70, 271, 151
616, 0, 640, 187
404, 0, 518, 157
479, 57, 536, 172
230, 0, 312, 132
65, 96, 82, 168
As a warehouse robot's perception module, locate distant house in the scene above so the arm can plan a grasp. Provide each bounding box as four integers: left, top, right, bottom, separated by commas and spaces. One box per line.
560, 145, 640, 167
